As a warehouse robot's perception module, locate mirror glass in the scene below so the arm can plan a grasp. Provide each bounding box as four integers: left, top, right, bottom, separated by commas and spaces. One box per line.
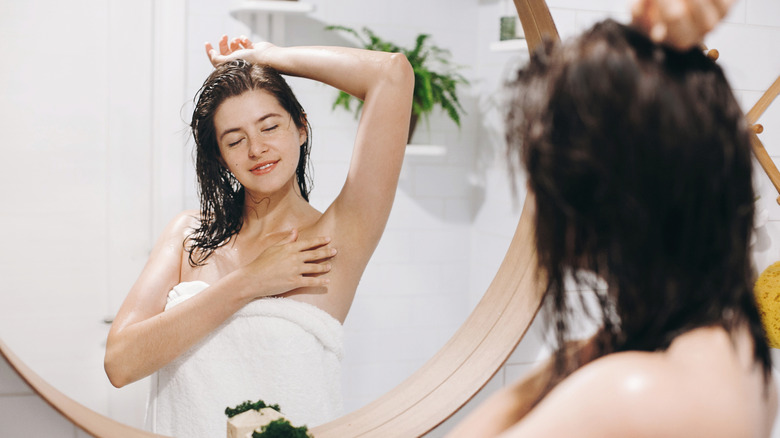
0, 0, 525, 430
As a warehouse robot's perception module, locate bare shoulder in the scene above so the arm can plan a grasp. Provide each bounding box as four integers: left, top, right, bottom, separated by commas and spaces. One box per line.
167, 209, 201, 236
111, 210, 204, 331
153, 209, 201, 251
502, 328, 776, 438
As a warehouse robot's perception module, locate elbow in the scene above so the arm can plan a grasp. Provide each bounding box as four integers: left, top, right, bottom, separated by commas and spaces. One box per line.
387, 52, 415, 93
107, 375, 128, 389
104, 354, 129, 388
104, 340, 132, 388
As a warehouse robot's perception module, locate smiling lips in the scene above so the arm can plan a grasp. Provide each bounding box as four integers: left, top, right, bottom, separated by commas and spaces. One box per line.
250, 160, 279, 175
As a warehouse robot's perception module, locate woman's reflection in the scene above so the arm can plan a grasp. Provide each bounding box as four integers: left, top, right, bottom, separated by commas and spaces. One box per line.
104, 38, 414, 437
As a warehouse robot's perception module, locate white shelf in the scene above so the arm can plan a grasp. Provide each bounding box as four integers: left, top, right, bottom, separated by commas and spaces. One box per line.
229, 1, 315, 45
490, 39, 528, 52
230, 1, 315, 15
405, 145, 447, 157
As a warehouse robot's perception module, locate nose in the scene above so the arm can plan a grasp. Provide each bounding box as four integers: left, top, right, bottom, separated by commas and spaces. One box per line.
247, 133, 268, 158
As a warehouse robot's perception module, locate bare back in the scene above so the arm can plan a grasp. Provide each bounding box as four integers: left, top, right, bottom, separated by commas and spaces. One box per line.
450, 325, 777, 438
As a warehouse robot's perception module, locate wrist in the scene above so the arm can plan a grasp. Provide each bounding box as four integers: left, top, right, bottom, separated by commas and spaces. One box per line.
225, 267, 257, 305
249, 42, 278, 66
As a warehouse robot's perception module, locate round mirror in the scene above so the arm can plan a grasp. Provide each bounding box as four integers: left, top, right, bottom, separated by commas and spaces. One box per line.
0, 0, 537, 433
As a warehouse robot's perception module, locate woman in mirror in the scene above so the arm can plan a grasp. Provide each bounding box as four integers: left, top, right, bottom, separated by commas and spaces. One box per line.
103, 39, 413, 437
451, 3, 776, 438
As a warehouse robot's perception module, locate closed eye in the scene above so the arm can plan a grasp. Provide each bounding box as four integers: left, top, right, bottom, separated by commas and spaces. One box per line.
228, 138, 244, 147
263, 125, 278, 132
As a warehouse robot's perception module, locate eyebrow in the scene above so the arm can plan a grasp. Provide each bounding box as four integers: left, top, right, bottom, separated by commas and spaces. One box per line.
218, 113, 283, 141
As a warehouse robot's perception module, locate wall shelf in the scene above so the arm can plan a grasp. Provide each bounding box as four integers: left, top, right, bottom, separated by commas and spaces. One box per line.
406, 145, 447, 157
229, 1, 314, 15
229, 1, 316, 45
490, 38, 528, 52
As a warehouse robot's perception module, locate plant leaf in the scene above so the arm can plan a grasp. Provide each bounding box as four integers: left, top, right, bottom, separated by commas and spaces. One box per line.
325, 25, 470, 128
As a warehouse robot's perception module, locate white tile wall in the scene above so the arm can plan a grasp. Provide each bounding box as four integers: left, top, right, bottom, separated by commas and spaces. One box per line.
0, 358, 80, 437
0, 395, 80, 438
0, 0, 155, 433
746, 0, 780, 27
3, 0, 780, 436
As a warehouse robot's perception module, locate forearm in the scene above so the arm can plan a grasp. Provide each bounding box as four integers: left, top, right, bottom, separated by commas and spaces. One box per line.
251, 45, 413, 101
104, 270, 254, 387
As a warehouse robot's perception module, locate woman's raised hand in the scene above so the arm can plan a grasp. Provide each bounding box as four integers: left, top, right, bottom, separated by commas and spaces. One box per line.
243, 229, 336, 298
631, 0, 735, 50
205, 35, 274, 67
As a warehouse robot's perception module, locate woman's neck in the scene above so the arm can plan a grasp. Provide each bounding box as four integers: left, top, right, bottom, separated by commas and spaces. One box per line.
240, 182, 316, 236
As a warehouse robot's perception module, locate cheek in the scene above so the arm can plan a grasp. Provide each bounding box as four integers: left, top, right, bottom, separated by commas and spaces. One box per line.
291, 144, 302, 166
217, 148, 238, 171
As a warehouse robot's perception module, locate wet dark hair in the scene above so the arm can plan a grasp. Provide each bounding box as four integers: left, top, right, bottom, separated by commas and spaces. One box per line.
187, 59, 312, 266
507, 20, 771, 383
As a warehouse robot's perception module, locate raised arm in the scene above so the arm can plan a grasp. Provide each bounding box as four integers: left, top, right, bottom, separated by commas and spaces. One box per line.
208, 38, 415, 260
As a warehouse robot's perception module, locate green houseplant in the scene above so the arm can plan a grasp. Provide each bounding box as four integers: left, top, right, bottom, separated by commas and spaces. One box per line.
326, 25, 469, 143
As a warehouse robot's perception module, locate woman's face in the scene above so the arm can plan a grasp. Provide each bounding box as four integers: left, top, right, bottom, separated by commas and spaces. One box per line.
213, 89, 306, 198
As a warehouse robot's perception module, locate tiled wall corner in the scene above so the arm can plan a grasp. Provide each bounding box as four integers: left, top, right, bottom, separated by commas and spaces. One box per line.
0, 358, 79, 437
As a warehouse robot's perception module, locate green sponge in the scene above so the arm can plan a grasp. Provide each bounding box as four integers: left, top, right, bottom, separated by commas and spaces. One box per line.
252, 419, 312, 438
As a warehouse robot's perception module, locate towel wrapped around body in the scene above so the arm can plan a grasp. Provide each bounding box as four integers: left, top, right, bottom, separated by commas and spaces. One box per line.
144, 281, 344, 438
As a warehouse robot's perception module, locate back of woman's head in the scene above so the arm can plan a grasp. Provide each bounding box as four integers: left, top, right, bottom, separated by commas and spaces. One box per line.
187, 60, 312, 266
507, 19, 769, 376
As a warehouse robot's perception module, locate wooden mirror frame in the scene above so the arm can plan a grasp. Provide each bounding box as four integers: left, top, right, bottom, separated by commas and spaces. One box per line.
0, 199, 543, 438
0, 1, 560, 436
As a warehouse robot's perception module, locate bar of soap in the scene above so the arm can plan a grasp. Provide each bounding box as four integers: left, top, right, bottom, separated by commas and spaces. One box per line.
227, 408, 285, 438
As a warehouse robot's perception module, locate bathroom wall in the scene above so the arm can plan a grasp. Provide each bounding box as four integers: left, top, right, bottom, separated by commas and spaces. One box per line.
0, 0, 163, 433
2, 0, 780, 436
0, 356, 91, 438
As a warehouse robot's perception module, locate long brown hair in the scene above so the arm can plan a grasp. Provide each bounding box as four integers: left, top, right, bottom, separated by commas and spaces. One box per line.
507, 20, 771, 383
187, 59, 313, 266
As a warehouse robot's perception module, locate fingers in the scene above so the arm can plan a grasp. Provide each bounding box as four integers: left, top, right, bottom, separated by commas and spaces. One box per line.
221, 35, 252, 55
635, 0, 732, 49
650, 0, 685, 44
205, 35, 255, 67
279, 259, 332, 291
297, 275, 331, 288
290, 235, 332, 252
715, 0, 735, 15
630, 0, 655, 33
686, 0, 721, 34
219, 34, 229, 55
269, 232, 336, 262
658, 0, 712, 47
301, 261, 333, 275
301, 246, 338, 263
230, 37, 241, 52
269, 232, 333, 255
204, 42, 219, 66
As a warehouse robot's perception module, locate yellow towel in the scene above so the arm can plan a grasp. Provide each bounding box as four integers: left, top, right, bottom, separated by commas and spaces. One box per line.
755, 262, 780, 349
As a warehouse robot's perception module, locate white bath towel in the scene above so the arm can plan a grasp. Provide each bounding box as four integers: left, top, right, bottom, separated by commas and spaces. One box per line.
144, 281, 344, 438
